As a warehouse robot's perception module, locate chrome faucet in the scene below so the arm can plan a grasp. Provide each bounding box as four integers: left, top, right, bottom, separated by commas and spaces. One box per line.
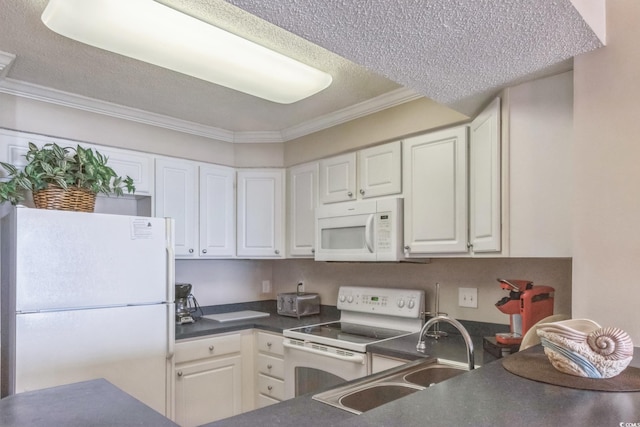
416, 315, 475, 370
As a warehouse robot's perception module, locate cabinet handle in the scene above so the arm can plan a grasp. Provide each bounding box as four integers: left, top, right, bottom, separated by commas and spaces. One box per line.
267, 342, 272, 348
267, 385, 273, 391
360, 189, 365, 195
202, 249, 207, 254
467, 242, 473, 249
188, 248, 194, 254
209, 345, 214, 351
311, 248, 315, 254
347, 191, 353, 197
404, 245, 410, 251
267, 364, 273, 370
274, 249, 280, 255
177, 371, 183, 377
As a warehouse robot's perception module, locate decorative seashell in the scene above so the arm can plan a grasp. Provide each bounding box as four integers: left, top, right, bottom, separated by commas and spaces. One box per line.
536, 319, 634, 379
587, 327, 634, 360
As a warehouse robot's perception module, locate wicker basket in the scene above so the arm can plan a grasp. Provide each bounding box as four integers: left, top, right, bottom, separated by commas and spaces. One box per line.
32, 185, 97, 212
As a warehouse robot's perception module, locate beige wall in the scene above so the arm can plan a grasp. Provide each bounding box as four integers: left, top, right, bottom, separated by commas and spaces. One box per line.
572, 0, 640, 343
283, 98, 468, 166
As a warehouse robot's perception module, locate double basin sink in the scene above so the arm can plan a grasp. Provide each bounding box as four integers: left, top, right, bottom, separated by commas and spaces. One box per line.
313, 358, 470, 414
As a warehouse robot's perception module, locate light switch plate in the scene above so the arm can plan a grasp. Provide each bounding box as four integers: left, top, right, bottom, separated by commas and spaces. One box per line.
458, 287, 478, 308
262, 280, 272, 293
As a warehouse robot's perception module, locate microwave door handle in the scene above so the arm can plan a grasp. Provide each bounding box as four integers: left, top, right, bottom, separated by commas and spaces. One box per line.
365, 214, 375, 253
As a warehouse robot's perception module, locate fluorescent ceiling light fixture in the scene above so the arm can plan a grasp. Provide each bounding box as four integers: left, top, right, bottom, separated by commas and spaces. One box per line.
41, 0, 332, 104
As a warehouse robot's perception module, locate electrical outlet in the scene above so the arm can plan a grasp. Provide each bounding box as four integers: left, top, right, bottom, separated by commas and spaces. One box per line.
458, 287, 478, 308
262, 280, 272, 293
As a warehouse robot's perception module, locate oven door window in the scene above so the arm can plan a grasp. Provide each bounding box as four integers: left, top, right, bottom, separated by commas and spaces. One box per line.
295, 367, 345, 396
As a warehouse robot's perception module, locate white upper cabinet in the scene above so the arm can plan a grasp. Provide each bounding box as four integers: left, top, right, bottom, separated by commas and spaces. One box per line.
155, 158, 198, 258
199, 164, 236, 258
403, 126, 469, 255
236, 169, 285, 258
357, 141, 402, 199
469, 98, 501, 253
287, 162, 318, 258
155, 159, 236, 259
319, 141, 402, 204
319, 152, 356, 204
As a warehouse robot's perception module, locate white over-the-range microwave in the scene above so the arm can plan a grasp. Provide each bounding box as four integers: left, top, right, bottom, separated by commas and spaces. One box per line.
315, 196, 404, 262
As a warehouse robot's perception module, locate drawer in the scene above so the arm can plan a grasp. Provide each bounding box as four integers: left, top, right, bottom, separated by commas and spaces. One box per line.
257, 394, 279, 408
257, 373, 285, 401
256, 332, 284, 356
257, 353, 284, 379
175, 334, 242, 363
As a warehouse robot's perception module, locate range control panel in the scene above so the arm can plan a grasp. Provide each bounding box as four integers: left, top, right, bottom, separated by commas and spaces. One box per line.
337, 286, 425, 319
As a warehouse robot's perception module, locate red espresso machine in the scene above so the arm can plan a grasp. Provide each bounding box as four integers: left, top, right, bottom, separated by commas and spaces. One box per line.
494, 278, 555, 345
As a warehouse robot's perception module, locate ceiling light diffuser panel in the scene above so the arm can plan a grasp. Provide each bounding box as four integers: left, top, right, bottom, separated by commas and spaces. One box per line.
41, 0, 332, 104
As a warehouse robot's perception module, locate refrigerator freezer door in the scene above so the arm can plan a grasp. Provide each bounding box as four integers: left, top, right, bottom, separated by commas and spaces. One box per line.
14, 304, 173, 416
14, 208, 170, 311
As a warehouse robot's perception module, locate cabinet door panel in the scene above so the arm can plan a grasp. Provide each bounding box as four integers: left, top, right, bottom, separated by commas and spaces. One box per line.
155, 158, 197, 257
174, 356, 242, 427
236, 170, 284, 257
319, 152, 356, 203
288, 162, 318, 257
403, 127, 468, 254
200, 164, 236, 257
358, 141, 401, 198
470, 98, 501, 253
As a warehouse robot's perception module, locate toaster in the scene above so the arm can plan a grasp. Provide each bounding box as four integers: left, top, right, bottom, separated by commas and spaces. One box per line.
277, 292, 320, 318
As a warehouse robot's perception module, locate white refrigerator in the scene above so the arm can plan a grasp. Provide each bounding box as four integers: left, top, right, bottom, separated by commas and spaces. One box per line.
0, 207, 175, 417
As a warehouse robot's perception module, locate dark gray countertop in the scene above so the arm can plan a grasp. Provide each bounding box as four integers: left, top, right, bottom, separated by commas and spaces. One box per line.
0, 379, 178, 427
208, 346, 640, 427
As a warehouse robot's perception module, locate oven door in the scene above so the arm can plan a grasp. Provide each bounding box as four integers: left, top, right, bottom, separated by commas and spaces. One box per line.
283, 338, 369, 399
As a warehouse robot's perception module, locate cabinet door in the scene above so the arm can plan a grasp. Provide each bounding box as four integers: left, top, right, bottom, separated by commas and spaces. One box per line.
174, 355, 242, 427
403, 127, 468, 254
236, 169, 285, 258
91, 146, 154, 196
469, 98, 501, 253
199, 164, 236, 258
319, 152, 356, 203
358, 141, 402, 199
155, 158, 198, 257
287, 162, 318, 257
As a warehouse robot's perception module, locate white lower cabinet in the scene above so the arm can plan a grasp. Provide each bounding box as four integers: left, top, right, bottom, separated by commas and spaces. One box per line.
174, 333, 246, 426
254, 331, 285, 407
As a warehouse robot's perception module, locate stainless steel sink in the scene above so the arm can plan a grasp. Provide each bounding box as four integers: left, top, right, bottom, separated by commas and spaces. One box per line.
313, 358, 471, 414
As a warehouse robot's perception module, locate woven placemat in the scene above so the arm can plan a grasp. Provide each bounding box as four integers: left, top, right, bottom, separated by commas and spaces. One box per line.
502, 347, 640, 392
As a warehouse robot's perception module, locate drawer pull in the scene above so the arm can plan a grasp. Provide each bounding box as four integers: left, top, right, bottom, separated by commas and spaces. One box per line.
209, 345, 214, 351
177, 371, 183, 377
267, 364, 273, 370
267, 342, 272, 348
267, 385, 273, 391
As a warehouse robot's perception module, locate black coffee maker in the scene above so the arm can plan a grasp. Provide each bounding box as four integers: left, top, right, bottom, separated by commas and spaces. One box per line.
175, 283, 201, 324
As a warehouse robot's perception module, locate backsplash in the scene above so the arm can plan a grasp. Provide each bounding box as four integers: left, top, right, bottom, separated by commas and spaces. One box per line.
176, 257, 572, 326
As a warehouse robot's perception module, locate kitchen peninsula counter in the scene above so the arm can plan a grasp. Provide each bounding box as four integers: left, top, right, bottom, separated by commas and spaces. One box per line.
207, 345, 640, 427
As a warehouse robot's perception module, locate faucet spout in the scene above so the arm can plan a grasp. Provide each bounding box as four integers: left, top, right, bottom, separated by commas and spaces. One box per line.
416, 315, 475, 370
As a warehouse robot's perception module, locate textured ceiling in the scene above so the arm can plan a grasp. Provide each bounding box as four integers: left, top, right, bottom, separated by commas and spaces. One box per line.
0, 0, 602, 138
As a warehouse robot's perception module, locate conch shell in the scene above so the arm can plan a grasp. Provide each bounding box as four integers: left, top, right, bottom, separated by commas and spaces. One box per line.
536, 319, 634, 378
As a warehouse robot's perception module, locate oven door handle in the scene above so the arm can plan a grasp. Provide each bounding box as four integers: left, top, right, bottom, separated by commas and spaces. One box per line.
283, 340, 366, 364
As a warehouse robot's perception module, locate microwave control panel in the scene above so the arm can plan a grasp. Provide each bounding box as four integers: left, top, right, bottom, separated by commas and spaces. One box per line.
376, 213, 392, 252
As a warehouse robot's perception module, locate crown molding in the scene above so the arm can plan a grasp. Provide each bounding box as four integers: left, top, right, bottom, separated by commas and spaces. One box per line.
0, 78, 420, 144
281, 87, 423, 141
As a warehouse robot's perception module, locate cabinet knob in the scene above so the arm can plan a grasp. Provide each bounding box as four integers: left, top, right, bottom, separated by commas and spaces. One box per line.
209, 345, 214, 351
267, 364, 273, 370
202, 249, 207, 254
347, 191, 353, 197
188, 248, 194, 253
177, 371, 183, 377
404, 245, 410, 250
360, 189, 365, 195
267, 342, 272, 348
467, 242, 473, 249
274, 249, 280, 255
311, 248, 315, 254
267, 385, 273, 391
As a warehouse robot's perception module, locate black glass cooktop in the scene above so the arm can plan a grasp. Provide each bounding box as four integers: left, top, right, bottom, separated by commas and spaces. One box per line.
289, 321, 409, 345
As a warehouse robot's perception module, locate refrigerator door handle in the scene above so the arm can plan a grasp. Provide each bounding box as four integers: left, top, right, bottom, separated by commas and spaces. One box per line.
165, 218, 176, 359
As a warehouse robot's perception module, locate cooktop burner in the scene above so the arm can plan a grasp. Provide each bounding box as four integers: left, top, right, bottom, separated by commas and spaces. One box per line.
292, 321, 410, 343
